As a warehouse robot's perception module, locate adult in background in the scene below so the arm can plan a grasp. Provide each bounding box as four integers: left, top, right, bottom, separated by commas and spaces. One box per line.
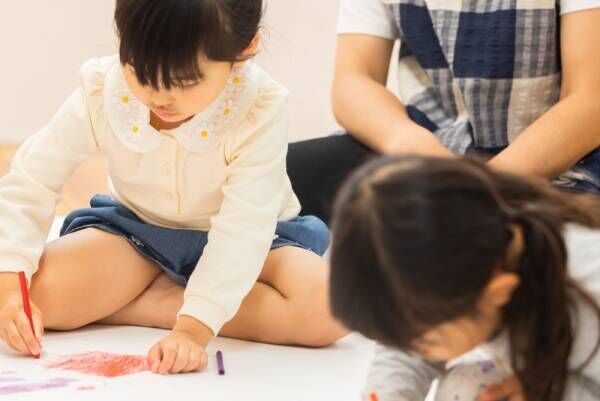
288, 0, 600, 224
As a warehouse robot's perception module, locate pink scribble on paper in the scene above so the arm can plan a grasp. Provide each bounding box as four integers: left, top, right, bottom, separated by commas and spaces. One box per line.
47, 352, 148, 378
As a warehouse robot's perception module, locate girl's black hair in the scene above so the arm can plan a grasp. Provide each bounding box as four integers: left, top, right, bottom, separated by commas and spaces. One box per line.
115, 0, 262, 90
330, 155, 600, 401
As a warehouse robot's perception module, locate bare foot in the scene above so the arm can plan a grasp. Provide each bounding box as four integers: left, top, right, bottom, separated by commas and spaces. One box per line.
100, 273, 184, 329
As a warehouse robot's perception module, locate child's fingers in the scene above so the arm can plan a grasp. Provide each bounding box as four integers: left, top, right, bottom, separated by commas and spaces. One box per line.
197, 351, 208, 372
183, 348, 205, 373
158, 343, 178, 375
170, 347, 190, 374
0, 328, 11, 350
15, 315, 40, 356
199, 351, 208, 371
31, 305, 44, 342
481, 376, 522, 401
182, 350, 197, 373
147, 343, 162, 373
33, 316, 43, 343
507, 391, 525, 401
478, 392, 494, 401
5, 322, 29, 354
480, 387, 507, 401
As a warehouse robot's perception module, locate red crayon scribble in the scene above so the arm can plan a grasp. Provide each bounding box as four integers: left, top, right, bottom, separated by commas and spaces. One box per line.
47, 352, 148, 378
77, 386, 96, 391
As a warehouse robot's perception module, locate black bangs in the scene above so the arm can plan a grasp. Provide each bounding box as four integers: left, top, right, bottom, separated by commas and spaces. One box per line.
115, 0, 262, 90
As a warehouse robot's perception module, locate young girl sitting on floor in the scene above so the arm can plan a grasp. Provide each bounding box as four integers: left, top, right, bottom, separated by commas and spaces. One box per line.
0, 0, 346, 374
329, 156, 600, 401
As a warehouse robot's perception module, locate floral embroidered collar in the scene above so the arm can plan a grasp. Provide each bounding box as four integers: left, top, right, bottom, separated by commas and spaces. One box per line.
103, 62, 258, 153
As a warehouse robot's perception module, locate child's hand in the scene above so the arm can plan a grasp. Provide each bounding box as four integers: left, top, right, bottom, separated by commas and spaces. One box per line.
0, 279, 43, 356
147, 316, 212, 375
479, 375, 525, 401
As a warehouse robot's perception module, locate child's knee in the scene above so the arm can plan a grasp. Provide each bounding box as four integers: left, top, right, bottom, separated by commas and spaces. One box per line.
291, 284, 347, 347
29, 274, 68, 330
29, 248, 79, 330
298, 324, 346, 348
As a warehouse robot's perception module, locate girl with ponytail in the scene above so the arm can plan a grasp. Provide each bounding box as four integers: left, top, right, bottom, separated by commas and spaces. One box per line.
329, 156, 600, 401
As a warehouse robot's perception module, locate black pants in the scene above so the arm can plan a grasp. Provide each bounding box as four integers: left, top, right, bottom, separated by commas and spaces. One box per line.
288, 134, 600, 226
287, 133, 378, 225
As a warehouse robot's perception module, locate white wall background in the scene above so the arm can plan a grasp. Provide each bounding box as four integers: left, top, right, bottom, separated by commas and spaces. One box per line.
0, 0, 340, 144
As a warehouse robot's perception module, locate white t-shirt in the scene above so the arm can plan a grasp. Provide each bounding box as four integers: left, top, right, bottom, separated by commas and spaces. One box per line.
338, 0, 600, 39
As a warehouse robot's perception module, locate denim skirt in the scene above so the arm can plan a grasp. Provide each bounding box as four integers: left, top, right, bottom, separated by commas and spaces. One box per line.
60, 195, 330, 285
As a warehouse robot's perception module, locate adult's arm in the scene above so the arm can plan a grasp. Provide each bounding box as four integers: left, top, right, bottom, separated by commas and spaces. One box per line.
490, 9, 600, 178
332, 34, 451, 157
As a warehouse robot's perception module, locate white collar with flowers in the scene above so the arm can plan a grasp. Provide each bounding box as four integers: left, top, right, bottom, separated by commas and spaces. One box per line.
103, 62, 257, 153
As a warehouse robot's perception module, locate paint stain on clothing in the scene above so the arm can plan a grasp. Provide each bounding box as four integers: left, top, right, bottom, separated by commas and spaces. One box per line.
47, 352, 148, 378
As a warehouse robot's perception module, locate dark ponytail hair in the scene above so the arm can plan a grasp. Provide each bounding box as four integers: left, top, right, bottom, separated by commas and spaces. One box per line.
115, 0, 262, 90
329, 155, 600, 401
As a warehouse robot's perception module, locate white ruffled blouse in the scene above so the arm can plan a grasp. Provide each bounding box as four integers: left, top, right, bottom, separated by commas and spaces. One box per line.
0, 55, 301, 334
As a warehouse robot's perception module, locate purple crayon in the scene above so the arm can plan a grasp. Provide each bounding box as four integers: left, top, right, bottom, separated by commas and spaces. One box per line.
216, 351, 225, 375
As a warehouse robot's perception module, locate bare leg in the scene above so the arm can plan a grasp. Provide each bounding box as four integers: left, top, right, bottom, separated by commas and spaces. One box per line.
30, 228, 162, 330
100, 272, 182, 329
103, 247, 349, 347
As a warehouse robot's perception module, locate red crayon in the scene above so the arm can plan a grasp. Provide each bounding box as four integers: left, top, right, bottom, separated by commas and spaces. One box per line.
17, 272, 40, 358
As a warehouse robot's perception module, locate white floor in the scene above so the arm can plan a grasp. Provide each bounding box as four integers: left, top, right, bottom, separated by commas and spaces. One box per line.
0, 326, 374, 401
0, 218, 375, 401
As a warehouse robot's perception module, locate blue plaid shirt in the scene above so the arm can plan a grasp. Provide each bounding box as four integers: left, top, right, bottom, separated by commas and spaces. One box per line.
384, 0, 600, 191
